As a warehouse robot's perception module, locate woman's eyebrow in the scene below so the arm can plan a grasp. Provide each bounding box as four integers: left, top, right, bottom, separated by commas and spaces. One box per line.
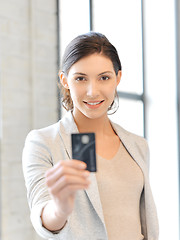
73, 71, 113, 76
98, 71, 113, 76
73, 72, 87, 76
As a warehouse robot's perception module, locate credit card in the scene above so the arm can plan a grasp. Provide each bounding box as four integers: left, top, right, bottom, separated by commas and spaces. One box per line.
71, 133, 97, 172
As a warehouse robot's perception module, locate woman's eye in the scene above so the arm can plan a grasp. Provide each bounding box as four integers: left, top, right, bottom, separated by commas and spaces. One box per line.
76, 76, 86, 81
100, 76, 109, 81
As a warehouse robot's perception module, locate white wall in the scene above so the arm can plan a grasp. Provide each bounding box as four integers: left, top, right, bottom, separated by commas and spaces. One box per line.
0, 1, 58, 239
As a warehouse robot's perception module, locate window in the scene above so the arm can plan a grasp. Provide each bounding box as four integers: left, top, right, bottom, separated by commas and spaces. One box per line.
59, 0, 90, 60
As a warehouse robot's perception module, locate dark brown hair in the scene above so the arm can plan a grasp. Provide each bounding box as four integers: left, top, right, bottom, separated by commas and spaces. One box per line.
58, 32, 122, 112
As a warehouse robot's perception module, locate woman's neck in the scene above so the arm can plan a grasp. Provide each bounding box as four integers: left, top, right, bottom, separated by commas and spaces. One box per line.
72, 110, 115, 138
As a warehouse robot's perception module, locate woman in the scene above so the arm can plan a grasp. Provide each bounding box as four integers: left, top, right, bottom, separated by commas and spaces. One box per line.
22, 32, 159, 240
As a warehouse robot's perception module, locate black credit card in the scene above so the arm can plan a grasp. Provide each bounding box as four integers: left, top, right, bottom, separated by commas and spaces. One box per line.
71, 133, 97, 172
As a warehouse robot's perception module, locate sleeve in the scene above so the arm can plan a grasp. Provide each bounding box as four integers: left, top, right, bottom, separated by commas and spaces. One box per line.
139, 138, 159, 239
22, 130, 68, 239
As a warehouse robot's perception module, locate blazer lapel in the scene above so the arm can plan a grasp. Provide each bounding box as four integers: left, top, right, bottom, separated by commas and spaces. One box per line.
85, 173, 105, 223
111, 122, 149, 177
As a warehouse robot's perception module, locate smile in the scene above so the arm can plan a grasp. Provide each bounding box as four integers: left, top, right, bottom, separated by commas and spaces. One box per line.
84, 100, 104, 105
83, 100, 104, 108
86, 101, 103, 105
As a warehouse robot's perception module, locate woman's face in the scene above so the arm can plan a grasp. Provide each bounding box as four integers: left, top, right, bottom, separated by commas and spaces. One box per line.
61, 54, 121, 120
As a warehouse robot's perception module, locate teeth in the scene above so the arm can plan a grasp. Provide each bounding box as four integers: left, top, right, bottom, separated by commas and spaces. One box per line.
87, 101, 101, 105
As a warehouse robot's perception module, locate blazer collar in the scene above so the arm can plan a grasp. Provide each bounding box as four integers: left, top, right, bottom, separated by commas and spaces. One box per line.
58, 111, 148, 223
111, 122, 149, 177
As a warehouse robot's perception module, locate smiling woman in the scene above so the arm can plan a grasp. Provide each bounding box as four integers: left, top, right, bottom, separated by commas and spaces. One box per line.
22, 32, 159, 240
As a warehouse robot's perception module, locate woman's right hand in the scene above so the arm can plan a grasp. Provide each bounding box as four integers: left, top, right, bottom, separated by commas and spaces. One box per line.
45, 160, 90, 222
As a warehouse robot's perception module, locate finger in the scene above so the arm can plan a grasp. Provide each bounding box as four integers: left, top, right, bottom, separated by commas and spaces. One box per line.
46, 160, 87, 177
46, 164, 90, 187
50, 174, 90, 195
46, 169, 90, 189
57, 184, 90, 200
49, 174, 90, 196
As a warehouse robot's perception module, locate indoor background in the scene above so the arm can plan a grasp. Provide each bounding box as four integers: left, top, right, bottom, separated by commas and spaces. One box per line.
0, 0, 179, 239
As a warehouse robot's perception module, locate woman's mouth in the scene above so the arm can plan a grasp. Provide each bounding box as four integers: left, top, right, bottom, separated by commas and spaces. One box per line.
83, 100, 104, 109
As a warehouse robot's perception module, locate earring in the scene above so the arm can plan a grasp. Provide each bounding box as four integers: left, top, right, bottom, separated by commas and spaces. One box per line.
107, 89, 119, 115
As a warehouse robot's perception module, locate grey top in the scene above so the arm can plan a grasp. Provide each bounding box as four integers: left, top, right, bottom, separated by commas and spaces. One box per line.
22, 111, 159, 240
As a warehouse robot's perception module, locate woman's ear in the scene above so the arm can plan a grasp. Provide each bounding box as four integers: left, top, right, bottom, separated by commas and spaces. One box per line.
59, 71, 69, 89
116, 70, 122, 86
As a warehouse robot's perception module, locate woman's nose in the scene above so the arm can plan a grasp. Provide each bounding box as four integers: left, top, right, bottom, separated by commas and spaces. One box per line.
86, 81, 99, 97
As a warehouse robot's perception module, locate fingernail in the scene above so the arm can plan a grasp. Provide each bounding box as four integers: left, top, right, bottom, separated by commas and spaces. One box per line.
79, 162, 86, 169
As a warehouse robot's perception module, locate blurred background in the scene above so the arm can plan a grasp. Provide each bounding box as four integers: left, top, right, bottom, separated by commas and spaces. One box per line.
0, 0, 179, 239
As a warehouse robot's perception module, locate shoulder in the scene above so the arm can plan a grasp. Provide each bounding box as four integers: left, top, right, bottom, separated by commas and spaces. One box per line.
24, 110, 77, 148
112, 122, 146, 143
25, 121, 60, 146
23, 122, 63, 168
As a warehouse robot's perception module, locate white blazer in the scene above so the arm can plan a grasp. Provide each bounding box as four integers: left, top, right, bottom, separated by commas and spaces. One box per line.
22, 111, 159, 240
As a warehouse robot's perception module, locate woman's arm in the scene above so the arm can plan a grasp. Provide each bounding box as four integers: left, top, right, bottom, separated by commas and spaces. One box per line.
22, 129, 90, 237
41, 160, 90, 232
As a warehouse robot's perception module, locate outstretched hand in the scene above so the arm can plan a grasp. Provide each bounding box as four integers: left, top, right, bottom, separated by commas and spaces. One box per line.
45, 160, 90, 218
